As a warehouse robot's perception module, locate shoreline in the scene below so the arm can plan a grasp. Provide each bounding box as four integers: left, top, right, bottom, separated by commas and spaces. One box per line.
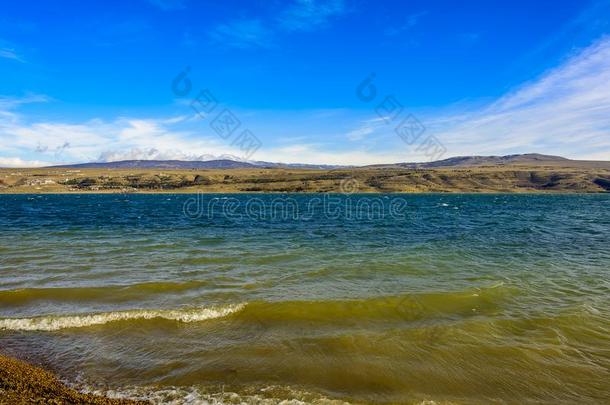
2, 165, 609, 194
0, 354, 146, 404
0, 190, 608, 195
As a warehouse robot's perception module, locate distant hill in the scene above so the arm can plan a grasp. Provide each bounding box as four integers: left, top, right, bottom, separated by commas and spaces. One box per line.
364, 153, 610, 169
5, 153, 609, 193
51, 159, 258, 170
51, 159, 348, 170
420, 153, 569, 168
251, 161, 351, 170
49, 154, 608, 171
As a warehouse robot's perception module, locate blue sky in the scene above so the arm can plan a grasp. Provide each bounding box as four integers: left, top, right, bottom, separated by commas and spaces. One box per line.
1, 0, 610, 166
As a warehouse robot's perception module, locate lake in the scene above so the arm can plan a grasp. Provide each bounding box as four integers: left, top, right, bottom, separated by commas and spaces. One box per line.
1, 194, 609, 404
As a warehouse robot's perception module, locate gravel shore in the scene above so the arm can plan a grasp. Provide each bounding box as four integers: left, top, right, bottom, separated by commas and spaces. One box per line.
0, 354, 146, 404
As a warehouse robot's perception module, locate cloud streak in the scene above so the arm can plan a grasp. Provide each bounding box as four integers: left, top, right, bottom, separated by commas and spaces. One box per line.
277, 0, 346, 32
384, 10, 428, 36
429, 36, 610, 160
209, 0, 347, 49
0, 47, 24, 63
209, 19, 274, 49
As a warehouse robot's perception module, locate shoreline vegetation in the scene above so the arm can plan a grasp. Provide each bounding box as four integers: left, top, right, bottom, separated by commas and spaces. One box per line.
0, 354, 145, 404
1, 163, 610, 194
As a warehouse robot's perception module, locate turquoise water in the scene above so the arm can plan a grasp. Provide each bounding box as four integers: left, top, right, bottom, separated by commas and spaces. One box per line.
0, 194, 609, 404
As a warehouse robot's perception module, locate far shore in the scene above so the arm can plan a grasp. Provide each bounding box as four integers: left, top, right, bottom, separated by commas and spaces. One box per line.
1, 164, 610, 194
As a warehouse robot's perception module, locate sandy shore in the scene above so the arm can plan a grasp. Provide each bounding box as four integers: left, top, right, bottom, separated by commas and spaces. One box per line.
0, 354, 146, 404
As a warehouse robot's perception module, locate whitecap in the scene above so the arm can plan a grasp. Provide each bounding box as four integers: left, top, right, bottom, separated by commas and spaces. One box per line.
0, 304, 245, 331
79, 384, 350, 405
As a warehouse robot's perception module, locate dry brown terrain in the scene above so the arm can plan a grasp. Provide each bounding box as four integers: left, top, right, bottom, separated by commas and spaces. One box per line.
1, 163, 610, 194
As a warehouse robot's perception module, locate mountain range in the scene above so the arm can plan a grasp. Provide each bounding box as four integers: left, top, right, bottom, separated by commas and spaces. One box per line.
50, 153, 608, 170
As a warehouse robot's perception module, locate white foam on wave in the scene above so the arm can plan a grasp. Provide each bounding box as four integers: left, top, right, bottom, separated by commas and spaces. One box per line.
81, 384, 451, 405
0, 304, 245, 331
81, 385, 351, 405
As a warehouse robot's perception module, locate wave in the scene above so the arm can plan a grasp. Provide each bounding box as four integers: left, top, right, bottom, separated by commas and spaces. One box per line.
0, 284, 518, 332
81, 384, 354, 405
235, 284, 518, 325
0, 281, 209, 306
0, 304, 244, 331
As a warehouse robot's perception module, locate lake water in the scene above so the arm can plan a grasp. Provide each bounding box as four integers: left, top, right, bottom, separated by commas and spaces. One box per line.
0, 194, 609, 404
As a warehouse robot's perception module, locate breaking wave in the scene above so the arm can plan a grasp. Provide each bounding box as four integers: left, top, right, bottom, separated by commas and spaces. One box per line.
0, 304, 245, 331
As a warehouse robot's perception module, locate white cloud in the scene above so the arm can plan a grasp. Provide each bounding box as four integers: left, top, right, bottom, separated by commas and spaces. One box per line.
209, 0, 347, 49
0, 47, 24, 63
346, 126, 374, 141
278, 0, 346, 32
0, 94, 50, 109
96, 148, 241, 162
0, 105, 258, 166
429, 36, 610, 160
345, 116, 388, 141
209, 19, 274, 49
0, 157, 52, 168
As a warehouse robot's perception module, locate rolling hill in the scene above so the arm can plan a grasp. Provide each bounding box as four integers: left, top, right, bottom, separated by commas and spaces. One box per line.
49, 153, 610, 171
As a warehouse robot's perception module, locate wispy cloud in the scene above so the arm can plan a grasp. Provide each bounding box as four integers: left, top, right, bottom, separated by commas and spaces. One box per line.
385, 10, 428, 36
0, 157, 53, 168
345, 117, 387, 141
0, 94, 51, 109
277, 0, 346, 32
1, 117, 229, 164
209, 19, 274, 49
0, 47, 25, 63
209, 0, 347, 49
0, 98, 260, 166
0, 96, 407, 166
429, 36, 610, 160
346, 126, 374, 141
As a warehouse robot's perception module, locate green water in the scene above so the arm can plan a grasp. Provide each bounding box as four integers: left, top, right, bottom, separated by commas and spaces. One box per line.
0, 194, 609, 404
